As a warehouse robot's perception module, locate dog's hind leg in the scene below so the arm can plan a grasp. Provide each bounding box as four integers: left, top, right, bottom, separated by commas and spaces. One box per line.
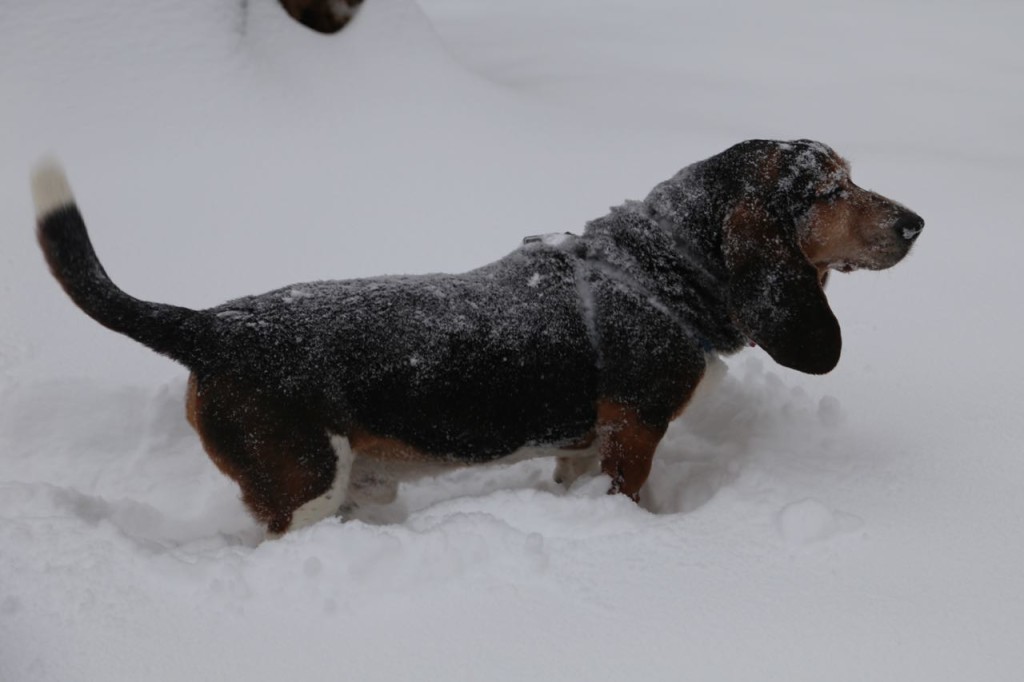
186, 374, 349, 536
286, 433, 354, 534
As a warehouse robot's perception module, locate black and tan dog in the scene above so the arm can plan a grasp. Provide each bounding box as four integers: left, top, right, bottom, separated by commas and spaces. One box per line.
33, 140, 922, 536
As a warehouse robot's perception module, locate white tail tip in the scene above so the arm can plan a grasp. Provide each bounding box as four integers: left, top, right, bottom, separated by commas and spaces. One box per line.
32, 158, 75, 219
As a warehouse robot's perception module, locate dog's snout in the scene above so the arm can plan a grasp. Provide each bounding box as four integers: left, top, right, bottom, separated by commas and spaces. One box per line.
894, 212, 924, 242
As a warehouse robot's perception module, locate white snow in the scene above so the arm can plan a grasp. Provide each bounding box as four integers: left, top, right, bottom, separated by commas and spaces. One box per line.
2, 0, 1024, 680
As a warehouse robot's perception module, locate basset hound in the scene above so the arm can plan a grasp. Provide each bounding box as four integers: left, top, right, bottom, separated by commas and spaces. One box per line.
33, 139, 923, 536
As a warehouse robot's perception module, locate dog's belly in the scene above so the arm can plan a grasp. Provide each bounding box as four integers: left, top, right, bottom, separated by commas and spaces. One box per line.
347, 432, 599, 500
346, 369, 598, 463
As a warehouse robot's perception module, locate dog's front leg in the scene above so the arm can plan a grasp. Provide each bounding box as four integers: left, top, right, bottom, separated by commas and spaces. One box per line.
595, 401, 667, 502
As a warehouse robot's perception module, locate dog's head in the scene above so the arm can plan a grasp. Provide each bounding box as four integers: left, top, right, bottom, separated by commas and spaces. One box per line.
711, 139, 923, 374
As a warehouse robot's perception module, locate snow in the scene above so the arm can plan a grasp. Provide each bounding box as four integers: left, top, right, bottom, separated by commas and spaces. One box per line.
2, 0, 1023, 680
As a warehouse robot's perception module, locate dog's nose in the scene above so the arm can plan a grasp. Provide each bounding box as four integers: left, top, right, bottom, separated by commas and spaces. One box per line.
894, 212, 924, 242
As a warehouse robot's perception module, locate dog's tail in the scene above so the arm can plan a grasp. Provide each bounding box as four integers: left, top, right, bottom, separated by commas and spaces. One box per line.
33, 159, 213, 370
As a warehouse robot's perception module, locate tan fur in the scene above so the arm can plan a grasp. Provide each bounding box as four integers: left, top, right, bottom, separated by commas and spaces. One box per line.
595, 401, 668, 502
797, 150, 906, 276
348, 426, 436, 463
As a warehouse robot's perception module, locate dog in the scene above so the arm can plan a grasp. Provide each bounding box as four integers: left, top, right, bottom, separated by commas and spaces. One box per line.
33, 139, 923, 536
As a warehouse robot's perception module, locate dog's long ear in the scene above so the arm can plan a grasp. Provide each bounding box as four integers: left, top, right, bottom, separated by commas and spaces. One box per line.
723, 197, 841, 374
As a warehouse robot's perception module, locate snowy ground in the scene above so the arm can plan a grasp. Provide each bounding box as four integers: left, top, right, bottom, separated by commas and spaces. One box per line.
1, 0, 1023, 680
